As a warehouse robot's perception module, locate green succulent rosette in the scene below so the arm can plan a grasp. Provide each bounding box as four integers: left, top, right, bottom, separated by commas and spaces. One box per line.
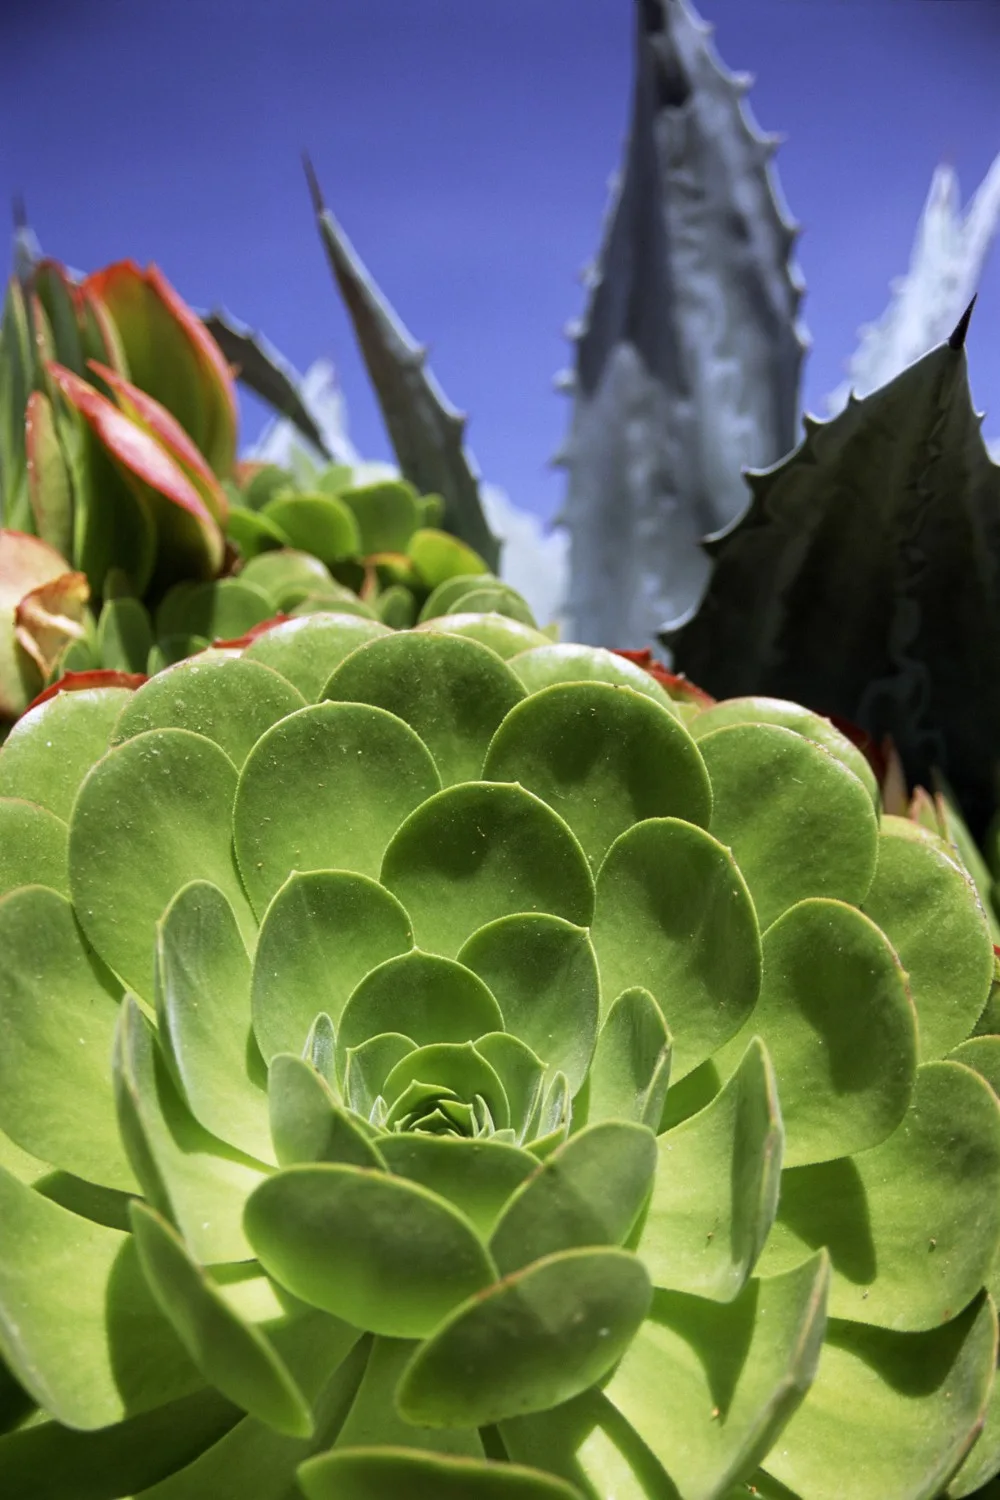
0, 606, 999, 1500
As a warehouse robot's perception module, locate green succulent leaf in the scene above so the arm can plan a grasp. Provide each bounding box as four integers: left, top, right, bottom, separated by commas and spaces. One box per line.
336, 951, 504, 1074
0, 684, 131, 818
324, 630, 525, 787
458, 914, 599, 1094
764, 1294, 998, 1500
381, 781, 594, 958
111, 656, 305, 768
743, 898, 917, 1166
155, 579, 274, 644
268, 1053, 386, 1169
690, 697, 880, 809
0, 796, 68, 898
489, 1122, 657, 1275
234, 702, 440, 914
760, 1061, 1000, 1329
129, 1202, 314, 1438
243, 613, 391, 699
483, 682, 710, 872
69, 727, 256, 1001
639, 1038, 782, 1303
250, 870, 412, 1062
298, 1446, 586, 1500
418, 572, 499, 622
114, 997, 266, 1263
508, 643, 681, 717
862, 818, 995, 1061
155, 881, 271, 1164
334, 1336, 483, 1458
378, 1135, 537, 1238
261, 492, 362, 565
0, 885, 133, 1190
414, 612, 552, 660
337, 480, 422, 554
244, 1164, 497, 1337
396, 1248, 652, 1428
585, 986, 672, 1129
591, 818, 761, 1080
444, 583, 536, 626
473, 1032, 546, 1142
697, 723, 879, 930
0, 1171, 201, 1430
603, 1254, 830, 1500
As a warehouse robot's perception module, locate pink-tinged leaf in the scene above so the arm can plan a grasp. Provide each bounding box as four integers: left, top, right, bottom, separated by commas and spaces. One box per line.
89, 361, 229, 526
82, 261, 237, 477
73, 283, 130, 376
25, 391, 74, 558
234, 460, 267, 486
0, 530, 73, 718
25, 667, 147, 712
14, 569, 89, 677
48, 363, 224, 585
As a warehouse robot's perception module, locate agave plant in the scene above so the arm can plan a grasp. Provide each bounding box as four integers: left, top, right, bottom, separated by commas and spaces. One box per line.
0, 596, 998, 1500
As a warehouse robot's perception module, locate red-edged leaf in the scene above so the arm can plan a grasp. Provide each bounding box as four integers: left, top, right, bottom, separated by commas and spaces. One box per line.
212, 612, 293, 649
82, 261, 237, 477
612, 647, 716, 707
89, 360, 229, 525
234, 460, 268, 486
828, 713, 889, 786
14, 570, 89, 677
0, 530, 73, 717
25, 667, 147, 712
47, 363, 224, 583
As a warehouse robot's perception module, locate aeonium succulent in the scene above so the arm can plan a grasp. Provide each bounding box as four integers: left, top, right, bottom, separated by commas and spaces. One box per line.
0, 605, 999, 1500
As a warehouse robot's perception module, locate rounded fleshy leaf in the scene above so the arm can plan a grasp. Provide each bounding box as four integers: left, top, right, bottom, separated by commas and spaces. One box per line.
0, 796, 67, 898
244, 1164, 497, 1338
323, 631, 524, 786
111, 657, 305, 768
473, 1033, 546, 1142
332, 1334, 484, 1458
338, 479, 422, 553
950, 1035, 1000, 1098
0, 1170, 199, 1431
690, 696, 880, 807
862, 819, 994, 1061
129, 1202, 313, 1438
396, 1248, 652, 1428
344, 1034, 417, 1119
419, 572, 500, 621
749, 898, 917, 1166
483, 683, 711, 871
697, 723, 879, 931
458, 915, 600, 1093
234, 702, 440, 915
238, 548, 334, 607
591, 818, 761, 1080
114, 998, 266, 1263
245, 615, 389, 696
765, 1294, 998, 1500
267, 1054, 386, 1169
508, 643, 681, 717
761, 1061, 1000, 1329
382, 1042, 511, 1131
381, 782, 594, 958
96, 597, 154, 675
69, 728, 255, 1000
414, 613, 552, 660
155, 578, 273, 645
446, 585, 536, 626
261, 492, 362, 565
251, 870, 413, 1062
637, 1038, 782, 1302
156, 882, 271, 1165
489, 1122, 657, 1275
336, 952, 504, 1072
0, 684, 131, 818
585, 987, 672, 1129
0, 886, 133, 1190
603, 1253, 830, 1500
298, 1448, 586, 1500
378, 1135, 537, 1239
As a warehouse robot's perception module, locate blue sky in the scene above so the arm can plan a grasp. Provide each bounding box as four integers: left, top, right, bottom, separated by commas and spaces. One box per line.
3, 0, 1000, 521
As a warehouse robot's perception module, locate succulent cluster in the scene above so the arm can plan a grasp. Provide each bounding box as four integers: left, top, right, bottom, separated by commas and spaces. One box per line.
0, 596, 998, 1500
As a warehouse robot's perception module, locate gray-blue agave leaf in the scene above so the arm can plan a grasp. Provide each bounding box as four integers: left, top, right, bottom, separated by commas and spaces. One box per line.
560, 0, 806, 649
